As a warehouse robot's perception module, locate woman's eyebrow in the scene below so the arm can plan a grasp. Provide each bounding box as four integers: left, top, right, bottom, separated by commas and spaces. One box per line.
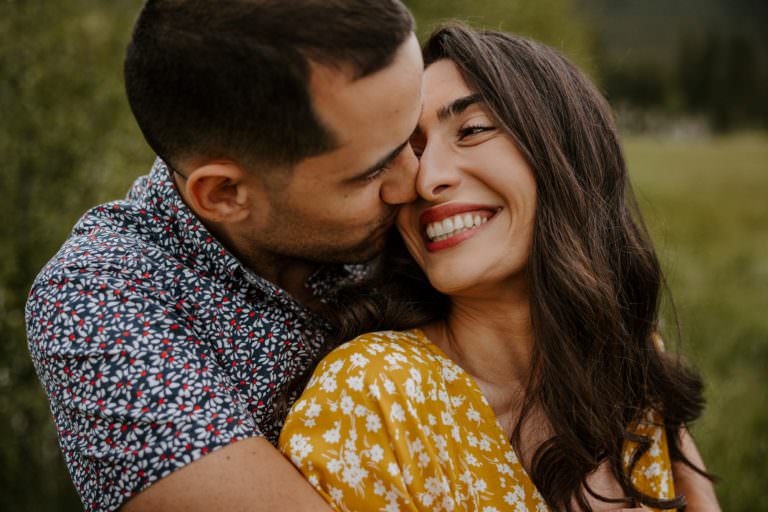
437, 93, 483, 122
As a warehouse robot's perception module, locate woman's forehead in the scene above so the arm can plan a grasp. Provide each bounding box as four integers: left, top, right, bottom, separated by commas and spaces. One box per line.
422, 60, 477, 121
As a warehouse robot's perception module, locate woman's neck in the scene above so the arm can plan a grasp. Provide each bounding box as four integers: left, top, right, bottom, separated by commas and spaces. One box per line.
423, 280, 535, 419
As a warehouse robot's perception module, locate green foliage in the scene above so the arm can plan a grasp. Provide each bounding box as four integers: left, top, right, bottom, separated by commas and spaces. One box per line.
678, 32, 768, 131
0, 0, 150, 508
406, 0, 596, 72
584, 0, 768, 130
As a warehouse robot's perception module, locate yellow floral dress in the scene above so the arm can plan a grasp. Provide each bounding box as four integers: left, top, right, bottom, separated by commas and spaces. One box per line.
279, 329, 675, 511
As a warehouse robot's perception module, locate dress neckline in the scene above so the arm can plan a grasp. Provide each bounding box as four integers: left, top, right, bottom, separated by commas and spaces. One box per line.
406, 327, 544, 502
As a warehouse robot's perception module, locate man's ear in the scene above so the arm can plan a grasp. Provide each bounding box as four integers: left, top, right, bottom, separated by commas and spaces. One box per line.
182, 161, 255, 223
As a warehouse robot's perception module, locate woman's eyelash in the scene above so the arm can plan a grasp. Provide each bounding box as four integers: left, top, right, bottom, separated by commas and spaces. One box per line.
410, 124, 493, 159
458, 125, 493, 138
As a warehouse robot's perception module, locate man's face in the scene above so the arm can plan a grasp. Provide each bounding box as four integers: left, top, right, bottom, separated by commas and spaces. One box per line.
241, 34, 424, 264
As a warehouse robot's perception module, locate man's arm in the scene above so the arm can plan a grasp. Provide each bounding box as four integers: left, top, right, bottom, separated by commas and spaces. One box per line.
26, 256, 332, 511
122, 437, 333, 511
672, 429, 720, 511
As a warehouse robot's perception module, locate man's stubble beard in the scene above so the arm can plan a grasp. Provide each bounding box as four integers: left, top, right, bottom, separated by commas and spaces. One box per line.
242, 208, 394, 267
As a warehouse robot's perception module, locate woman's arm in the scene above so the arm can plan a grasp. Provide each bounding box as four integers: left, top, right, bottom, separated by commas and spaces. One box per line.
672, 429, 721, 511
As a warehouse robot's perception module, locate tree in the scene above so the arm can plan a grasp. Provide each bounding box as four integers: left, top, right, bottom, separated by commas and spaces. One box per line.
678, 31, 766, 131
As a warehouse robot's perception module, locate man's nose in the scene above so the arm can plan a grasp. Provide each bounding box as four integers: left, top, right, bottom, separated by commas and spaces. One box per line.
380, 144, 419, 205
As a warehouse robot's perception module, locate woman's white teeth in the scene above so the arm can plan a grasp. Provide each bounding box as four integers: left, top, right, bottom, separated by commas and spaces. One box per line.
426, 213, 488, 241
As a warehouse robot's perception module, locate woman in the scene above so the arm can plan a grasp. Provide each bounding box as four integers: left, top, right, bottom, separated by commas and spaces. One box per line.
279, 25, 718, 511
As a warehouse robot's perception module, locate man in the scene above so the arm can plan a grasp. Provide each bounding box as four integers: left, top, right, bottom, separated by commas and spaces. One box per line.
25, 1, 422, 510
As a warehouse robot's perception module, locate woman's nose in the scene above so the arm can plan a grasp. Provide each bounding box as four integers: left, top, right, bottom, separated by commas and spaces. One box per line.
416, 144, 462, 202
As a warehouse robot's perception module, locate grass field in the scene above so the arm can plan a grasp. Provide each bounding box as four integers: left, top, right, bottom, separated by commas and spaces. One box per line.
624, 134, 768, 510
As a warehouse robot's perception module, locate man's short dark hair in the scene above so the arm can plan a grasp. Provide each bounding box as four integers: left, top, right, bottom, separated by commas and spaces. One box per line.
124, 0, 414, 170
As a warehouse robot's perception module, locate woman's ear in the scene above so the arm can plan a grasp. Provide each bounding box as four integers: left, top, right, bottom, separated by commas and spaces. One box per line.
182, 161, 252, 223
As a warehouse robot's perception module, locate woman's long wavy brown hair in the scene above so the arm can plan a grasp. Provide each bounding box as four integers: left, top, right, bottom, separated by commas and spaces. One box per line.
321, 24, 709, 511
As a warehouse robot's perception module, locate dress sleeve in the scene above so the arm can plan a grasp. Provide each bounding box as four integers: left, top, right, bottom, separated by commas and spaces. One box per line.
624, 409, 676, 506
279, 337, 442, 512
26, 261, 260, 511
625, 338, 675, 507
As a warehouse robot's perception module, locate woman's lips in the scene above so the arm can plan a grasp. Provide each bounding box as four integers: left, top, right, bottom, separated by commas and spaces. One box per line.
419, 202, 497, 226
419, 204, 501, 252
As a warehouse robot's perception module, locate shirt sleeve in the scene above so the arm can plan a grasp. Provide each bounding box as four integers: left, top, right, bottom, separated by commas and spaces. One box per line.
26, 257, 260, 511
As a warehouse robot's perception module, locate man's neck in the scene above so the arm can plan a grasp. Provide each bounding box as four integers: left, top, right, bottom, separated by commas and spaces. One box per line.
172, 173, 322, 306
205, 224, 321, 306
262, 257, 320, 306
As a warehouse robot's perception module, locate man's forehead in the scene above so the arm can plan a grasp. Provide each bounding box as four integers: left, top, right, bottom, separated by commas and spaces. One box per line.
308, 36, 422, 125
307, 59, 358, 101
296, 35, 422, 180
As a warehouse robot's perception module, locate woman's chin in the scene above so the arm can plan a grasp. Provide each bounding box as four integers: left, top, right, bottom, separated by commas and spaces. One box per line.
427, 269, 487, 296
425, 258, 528, 299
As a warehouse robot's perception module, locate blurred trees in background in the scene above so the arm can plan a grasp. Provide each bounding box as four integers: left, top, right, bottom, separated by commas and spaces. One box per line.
1, 0, 765, 510
1, 1, 150, 509
586, 0, 768, 131
677, 31, 767, 131
405, 0, 594, 70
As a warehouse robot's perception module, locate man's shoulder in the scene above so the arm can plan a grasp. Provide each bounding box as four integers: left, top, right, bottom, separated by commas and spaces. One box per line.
32, 199, 178, 290
41, 163, 183, 281
25, 199, 190, 354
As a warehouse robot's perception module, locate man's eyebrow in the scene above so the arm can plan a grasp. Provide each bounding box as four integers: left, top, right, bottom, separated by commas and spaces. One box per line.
349, 140, 409, 181
436, 93, 484, 123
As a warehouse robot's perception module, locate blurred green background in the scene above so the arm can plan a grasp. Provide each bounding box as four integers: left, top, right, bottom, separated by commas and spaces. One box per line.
1, 0, 766, 510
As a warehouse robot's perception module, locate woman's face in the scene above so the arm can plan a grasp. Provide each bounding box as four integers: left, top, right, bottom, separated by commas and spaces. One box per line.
397, 59, 537, 295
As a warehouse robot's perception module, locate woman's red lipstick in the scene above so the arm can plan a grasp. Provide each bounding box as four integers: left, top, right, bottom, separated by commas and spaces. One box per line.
420, 203, 500, 252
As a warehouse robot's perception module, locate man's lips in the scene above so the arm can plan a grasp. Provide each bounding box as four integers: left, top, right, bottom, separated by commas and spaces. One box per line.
419, 203, 499, 228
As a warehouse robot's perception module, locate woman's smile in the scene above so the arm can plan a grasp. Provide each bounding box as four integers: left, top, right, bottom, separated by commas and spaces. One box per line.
420, 203, 502, 251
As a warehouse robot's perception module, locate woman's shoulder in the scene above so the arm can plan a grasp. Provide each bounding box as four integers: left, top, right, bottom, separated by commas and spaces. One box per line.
321, 328, 438, 366
306, 329, 443, 389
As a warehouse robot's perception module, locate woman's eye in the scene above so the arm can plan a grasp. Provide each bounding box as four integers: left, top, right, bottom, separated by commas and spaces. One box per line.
458, 125, 494, 140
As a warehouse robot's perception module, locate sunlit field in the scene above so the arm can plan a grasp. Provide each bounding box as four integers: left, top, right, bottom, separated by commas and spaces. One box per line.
625, 134, 768, 511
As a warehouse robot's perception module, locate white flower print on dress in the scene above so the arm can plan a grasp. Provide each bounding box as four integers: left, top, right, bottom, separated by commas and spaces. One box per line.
280, 330, 674, 512
287, 433, 313, 466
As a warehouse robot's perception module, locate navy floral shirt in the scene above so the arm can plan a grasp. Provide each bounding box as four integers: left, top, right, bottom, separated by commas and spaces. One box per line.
25, 159, 361, 511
